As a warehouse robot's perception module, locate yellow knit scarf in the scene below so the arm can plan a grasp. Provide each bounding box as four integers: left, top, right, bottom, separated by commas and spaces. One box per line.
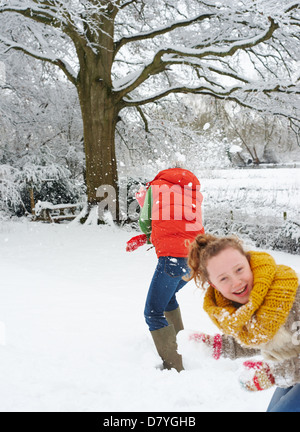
203, 251, 299, 347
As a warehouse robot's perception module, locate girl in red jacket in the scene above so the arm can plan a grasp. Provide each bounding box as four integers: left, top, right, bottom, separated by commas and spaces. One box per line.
128, 168, 204, 372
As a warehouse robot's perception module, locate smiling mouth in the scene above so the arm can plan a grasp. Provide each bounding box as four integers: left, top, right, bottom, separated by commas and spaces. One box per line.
233, 285, 248, 296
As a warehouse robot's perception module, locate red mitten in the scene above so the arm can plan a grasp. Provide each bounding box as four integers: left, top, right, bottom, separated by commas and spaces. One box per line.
240, 361, 275, 392
189, 332, 223, 360
126, 234, 147, 252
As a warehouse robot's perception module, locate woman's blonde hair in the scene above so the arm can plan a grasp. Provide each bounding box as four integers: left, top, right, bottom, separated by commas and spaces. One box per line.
187, 234, 250, 288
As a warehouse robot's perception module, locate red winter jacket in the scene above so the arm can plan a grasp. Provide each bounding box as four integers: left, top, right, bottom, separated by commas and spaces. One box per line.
140, 168, 204, 258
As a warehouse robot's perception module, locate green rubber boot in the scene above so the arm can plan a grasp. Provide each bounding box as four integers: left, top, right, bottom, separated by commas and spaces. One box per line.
151, 324, 184, 372
164, 307, 184, 335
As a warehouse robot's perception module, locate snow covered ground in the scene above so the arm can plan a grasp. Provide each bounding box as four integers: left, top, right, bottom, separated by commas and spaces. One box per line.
200, 168, 299, 221
0, 221, 299, 412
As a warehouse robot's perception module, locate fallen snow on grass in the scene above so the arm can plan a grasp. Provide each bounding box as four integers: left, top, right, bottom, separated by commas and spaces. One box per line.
0, 221, 299, 412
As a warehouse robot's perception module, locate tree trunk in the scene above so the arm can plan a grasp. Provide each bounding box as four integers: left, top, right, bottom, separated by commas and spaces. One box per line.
75, 7, 121, 223
29, 185, 35, 216
77, 67, 121, 221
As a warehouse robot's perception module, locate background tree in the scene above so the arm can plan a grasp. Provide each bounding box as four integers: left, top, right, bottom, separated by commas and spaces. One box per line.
0, 53, 84, 216
183, 96, 300, 167
0, 0, 299, 219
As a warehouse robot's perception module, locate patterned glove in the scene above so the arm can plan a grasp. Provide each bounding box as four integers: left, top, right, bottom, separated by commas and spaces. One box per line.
126, 234, 147, 252
240, 361, 275, 392
189, 332, 223, 360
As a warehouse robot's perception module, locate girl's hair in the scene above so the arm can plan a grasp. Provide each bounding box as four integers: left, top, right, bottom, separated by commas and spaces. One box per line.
187, 234, 250, 288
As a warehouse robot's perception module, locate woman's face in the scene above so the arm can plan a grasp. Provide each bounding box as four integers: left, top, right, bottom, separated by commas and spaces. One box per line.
206, 247, 253, 305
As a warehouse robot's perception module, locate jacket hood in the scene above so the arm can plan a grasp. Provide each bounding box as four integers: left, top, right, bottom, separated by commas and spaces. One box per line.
150, 168, 200, 190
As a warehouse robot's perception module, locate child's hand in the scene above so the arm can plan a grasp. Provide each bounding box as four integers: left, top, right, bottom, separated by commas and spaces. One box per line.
126, 234, 147, 252
240, 361, 275, 392
189, 332, 223, 360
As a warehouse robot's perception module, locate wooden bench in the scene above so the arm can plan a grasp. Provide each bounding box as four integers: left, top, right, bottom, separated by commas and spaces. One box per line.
34, 201, 84, 223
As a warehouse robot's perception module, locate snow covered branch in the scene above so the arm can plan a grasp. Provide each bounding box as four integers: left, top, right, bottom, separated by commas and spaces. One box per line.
0, 33, 77, 84
161, 18, 279, 61
285, 2, 300, 13
115, 17, 279, 101
123, 84, 243, 107
0, 2, 67, 26
123, 78, 300, 125
114, 12, 214, 56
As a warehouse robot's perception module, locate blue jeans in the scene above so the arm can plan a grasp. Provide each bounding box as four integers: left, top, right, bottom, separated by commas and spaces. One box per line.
267, 385, 300, 412
144, 257, 189, 331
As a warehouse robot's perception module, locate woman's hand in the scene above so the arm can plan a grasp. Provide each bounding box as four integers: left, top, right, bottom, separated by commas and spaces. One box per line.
240, 361, 275, 392
189, 332, 223, 360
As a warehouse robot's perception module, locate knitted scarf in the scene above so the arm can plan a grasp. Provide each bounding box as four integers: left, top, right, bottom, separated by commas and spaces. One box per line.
203, 251, 299, 347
